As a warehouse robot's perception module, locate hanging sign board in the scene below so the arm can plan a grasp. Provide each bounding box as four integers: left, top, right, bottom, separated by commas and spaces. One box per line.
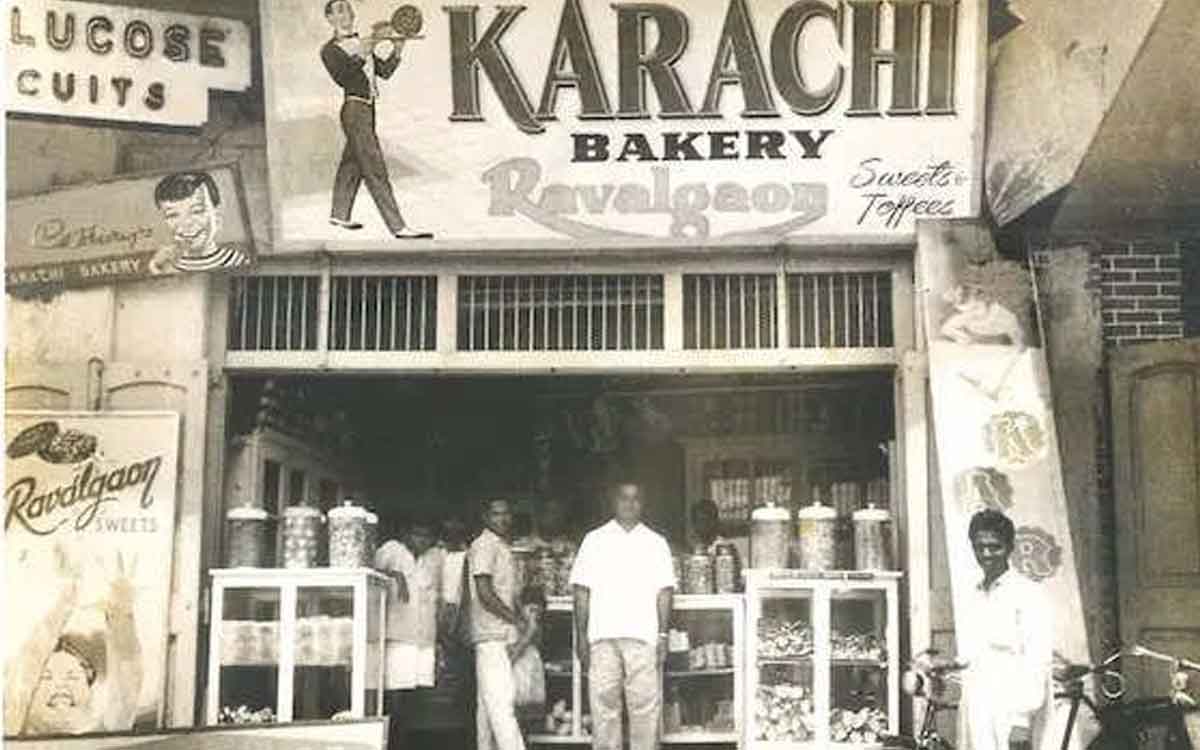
5, 163, 256, 291
3, 412, 180, 738
261, 0, 986, 247
6, 0, 252, 127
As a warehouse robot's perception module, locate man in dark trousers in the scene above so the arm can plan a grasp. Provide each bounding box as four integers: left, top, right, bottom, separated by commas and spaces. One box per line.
320, 0, 431, 239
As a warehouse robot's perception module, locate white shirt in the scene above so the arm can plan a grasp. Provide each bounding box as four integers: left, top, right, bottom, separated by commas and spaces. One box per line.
957, 569, 1053, 749
569, 520, 675, 645
375, 540, 444, 645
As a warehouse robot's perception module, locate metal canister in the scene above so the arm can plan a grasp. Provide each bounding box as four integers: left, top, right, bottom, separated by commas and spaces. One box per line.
685, 549, 714, 594
796, 500, 838, 570
853, 504, 893, 570
281, 504, 323, 568
536, 548, 560, 595
327, 500, 369, 568
226, 506, 271, 567
713, 543, 738, 593
511, 544, 534, 595
750, 503, 791, 569
362, 511, 379, 567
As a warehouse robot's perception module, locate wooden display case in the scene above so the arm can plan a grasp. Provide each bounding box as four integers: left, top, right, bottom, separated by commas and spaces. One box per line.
744, 570, 900, 750
529, 594, 745, 746
206, 568, 388, 725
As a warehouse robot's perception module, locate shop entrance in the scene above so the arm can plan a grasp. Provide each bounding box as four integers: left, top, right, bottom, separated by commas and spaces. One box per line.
217, 371, 899, 744
224, 372, 896, 559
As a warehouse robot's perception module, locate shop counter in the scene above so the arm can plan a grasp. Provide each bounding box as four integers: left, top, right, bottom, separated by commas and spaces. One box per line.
206, 568, 388, 725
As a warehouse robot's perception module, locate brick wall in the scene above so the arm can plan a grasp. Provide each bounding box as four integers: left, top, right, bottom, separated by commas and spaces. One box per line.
1098, 241, 1185, 346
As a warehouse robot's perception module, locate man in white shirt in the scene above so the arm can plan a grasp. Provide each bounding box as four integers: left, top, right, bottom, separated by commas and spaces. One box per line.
956, 509, 1052, 750
569, 482, 675, 750
469, 499, 526, 750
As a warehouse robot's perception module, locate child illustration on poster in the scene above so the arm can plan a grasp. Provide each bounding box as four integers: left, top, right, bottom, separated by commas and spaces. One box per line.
148, 171, 253, 275
3, 413, 180, 739
4, 547, 143, 736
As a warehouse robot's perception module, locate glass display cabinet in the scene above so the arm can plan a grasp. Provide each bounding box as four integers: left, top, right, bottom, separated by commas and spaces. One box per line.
206, 568, 388, 724
744, 570, 900, 749
529, 594, 744, 746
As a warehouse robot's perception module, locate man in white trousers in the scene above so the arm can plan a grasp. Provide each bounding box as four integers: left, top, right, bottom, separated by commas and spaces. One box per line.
570, 482, 675, 750
469, 498, 526, 750
957, 509, 1053, 750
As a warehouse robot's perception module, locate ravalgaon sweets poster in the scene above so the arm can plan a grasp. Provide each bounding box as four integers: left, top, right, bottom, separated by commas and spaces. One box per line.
4, 413, 180, 738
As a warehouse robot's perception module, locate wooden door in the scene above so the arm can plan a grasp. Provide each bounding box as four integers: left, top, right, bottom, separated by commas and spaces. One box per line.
1110, 340, 1200, 698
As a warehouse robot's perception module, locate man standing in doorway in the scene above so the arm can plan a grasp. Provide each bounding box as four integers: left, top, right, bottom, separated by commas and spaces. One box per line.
957, 509, 1053, 750
374, 515, 444, 748
320, 0, 431, 239
569, 483, 675, 750
469, 499, 526, 750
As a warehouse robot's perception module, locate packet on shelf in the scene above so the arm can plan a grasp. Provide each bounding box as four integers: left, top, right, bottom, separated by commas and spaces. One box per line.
830, 706, 888, 744
754, 683, 815, 742
296, 618, 318, 666
757, 618, 814, 659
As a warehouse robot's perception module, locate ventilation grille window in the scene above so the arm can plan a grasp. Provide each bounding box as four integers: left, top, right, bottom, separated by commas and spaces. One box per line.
683, 274, 778, 350
457, 275, 664, 352
330, 275, 437, 351
228, 275, 320, 351
786, 272, 893, 348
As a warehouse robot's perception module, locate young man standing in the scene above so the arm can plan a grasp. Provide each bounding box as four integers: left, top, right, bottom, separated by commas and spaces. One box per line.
469, 499, 526, 750
374, 516, 444, 746
957, 509, 1053, 750
569, 483, 675, 750
320, 0, 431, 239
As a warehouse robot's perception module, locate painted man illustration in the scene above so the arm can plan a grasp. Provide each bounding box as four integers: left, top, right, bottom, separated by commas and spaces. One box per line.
149, 171, 250, 275
321, 0, 431, 239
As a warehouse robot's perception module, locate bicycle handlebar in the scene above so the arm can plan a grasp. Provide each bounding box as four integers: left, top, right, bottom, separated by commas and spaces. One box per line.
1128, 643, 1200, 672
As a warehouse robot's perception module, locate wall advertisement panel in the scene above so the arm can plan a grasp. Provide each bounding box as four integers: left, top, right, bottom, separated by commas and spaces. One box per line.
262, 0, 987, 247
3, 412, 180, 739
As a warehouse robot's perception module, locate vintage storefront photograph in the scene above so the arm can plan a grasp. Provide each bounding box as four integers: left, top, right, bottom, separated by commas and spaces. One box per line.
4, 1, 1200, 750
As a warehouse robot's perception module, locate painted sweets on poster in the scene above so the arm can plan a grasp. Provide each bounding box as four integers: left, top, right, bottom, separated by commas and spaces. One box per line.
3, 412, 180, 739
5, 163, 256, 291
262, 0, 987, 245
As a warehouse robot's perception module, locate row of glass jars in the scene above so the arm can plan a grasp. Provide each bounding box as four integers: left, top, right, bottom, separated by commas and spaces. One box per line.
225, 500, 378, 569
751, 501, 893, 571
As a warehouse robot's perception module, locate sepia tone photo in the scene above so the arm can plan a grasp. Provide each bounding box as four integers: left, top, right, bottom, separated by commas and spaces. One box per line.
5, 1, 1200, 750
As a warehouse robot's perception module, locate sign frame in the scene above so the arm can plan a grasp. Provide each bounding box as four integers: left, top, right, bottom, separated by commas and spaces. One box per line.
5, 160, 257, 292
259, 0, 989, 253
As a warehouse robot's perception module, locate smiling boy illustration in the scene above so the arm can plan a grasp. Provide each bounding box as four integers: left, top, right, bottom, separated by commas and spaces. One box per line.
149, 172, 251, 275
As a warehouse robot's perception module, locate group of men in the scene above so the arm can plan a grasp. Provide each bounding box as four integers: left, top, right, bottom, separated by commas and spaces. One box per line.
377, 485, 1054, 750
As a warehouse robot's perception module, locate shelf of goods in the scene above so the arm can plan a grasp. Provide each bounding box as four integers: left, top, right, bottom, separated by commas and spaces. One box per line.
529, 594, 744, 746
206, 568, 388, 725
744, 570, 901, 750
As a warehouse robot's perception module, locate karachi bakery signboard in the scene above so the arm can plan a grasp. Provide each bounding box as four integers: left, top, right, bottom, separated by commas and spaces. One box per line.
261, 0, 986, 246
3, 412, 180, 738
5, 164, 256, 291
7, 0, 251, 127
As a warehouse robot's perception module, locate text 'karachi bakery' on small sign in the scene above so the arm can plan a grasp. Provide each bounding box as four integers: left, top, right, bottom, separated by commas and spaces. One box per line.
5, 164, 257, 291
261, 0, 986, 247
7, 0, 251, 127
